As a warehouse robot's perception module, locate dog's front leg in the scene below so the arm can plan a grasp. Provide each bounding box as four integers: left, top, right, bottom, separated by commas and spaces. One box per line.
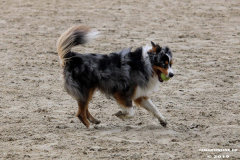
113, 106, 135, 120
135, 97, 167, 127
113, 92, 135, 120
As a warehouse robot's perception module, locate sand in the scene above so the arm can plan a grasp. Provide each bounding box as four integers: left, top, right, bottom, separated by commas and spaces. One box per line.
0, 0, 239, 159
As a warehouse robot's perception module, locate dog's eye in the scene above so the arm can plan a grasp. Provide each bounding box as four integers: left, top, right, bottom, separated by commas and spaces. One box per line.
161, 63, 167, 67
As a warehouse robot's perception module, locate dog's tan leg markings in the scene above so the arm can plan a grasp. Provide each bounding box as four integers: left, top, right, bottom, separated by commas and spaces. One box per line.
86, 87, 101, 124
86, 109, 101, 124
134, 97, 167, 127
113, 92, 135, 120
76, 87, 100, 128
77, 101, 90, 128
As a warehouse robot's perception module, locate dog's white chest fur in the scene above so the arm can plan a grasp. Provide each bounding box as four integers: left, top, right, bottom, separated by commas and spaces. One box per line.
133, 75, 160, 99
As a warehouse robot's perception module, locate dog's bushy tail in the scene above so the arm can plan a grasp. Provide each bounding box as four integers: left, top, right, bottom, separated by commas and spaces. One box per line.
56, 25, 99, 67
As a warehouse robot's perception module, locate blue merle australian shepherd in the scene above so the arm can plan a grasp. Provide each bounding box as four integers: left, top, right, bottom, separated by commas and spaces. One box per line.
56, 25, 174, 128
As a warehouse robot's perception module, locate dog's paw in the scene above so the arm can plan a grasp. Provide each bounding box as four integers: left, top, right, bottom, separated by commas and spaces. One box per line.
159, 119, 167, 128
94, 119, 101, 124
89, 118, 101, 124
113, 111, 126, 121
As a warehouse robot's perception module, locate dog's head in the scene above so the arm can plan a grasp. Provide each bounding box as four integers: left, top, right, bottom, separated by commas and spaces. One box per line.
148, 41, 174, 82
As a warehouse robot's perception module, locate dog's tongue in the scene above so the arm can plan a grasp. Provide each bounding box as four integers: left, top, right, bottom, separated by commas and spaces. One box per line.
157, 70, 163, 82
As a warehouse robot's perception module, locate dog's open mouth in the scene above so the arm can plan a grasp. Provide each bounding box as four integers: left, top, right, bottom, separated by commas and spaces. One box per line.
157, 70, 163, 83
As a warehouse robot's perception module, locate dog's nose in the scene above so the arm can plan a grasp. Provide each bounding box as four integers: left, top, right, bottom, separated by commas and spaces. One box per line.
169, 73, 174, 78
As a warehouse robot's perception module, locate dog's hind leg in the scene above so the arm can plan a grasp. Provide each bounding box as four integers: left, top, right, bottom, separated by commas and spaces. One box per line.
86, 109, 101, 124
113, 92, 135, 120
86, 87, 101, 124
77, 100, 90, 128
76, 87, 99, 128
134, 97, 167, 127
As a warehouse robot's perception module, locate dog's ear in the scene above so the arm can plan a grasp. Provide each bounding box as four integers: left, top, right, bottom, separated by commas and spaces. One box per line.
150, 41, 162, 54
156, 45, 162, 54
164, 46, 169, 53
151, 41, 156, 47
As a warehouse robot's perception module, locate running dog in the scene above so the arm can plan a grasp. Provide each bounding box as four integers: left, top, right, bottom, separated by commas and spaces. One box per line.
56, 25, 174, 128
